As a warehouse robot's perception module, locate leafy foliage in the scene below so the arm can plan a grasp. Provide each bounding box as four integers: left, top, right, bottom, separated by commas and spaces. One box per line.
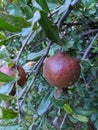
0, 0, 98, 129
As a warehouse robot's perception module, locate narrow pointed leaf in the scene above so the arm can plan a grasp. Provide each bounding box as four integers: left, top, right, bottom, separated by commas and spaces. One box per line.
39, 11, 60, 43
74, 107, 96, 116
24, 5, 33, 19
0, 12, 31, 32
39, 0, 50, 13
0, 107, 18, 119
38, 89, 54, 115
0, 71, 14, 82
72, 114, 88, 122
0, 94, 15, 102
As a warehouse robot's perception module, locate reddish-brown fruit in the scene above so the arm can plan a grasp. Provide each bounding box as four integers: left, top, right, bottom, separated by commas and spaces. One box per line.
0, 64, 26, 95
10, 0, 13, 2
43, 52, 80, 88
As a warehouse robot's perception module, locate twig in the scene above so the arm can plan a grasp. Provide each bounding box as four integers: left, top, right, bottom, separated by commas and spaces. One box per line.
60, 113, 67, 130
63, 22, 81, 27
19, 41, 52, 106
57, 6, 71, 29
82, 32, 98, 60
48, 6, 61, 17
52, 117, 58, 126
15, 31, 34, 65
71, 0, 80, 6
81, 29, 98, 37
16, 85, 21, 124
57, 0, 80, 29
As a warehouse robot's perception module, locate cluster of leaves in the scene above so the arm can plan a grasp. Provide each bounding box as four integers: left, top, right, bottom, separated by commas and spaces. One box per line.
0, 0, 98, 130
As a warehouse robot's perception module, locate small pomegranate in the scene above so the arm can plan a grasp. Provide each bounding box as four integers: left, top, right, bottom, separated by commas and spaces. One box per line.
0, 64, 26, 95
43, 52, 80, 88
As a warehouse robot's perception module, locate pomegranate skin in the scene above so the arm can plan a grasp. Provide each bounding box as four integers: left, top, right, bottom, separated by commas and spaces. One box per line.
16, 65, 26, 87
0, 64, 26, 87
43, 52, 80, 88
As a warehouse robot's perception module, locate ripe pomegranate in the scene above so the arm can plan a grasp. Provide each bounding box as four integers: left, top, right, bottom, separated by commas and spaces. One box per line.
43, 52, 80, 88
0, 64, 26, 95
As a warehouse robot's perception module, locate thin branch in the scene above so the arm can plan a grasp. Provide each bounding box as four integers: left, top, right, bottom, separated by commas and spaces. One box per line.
19, 41, 52, 106
63, 22, 81, 27
82, 32, 98, 60
16, 84, 21, 124
52, 117, 58, 126
57, 0, 80, 29
57, 7, 71, 29
60, 113, 67, 130
48, 6, 61, 17
71, 0, 80, 6
15, 31, 34, 65
81, 29, 98, 37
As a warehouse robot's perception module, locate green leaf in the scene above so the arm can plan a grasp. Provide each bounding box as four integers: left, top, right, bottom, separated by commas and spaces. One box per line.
0, 31, 6, 39
24, 5, 33, 19
58, 0, 71, 15
38, 89, 54, 115
68, 115, 78, 123
0, 71, 14, 82
95, 120, 98, 129
39, 0, 50, 13
0, 82, 15, 95
27, 49, 45, 60
32, 11, 41, 30
32, 0, 42, 10
0, 12, 31, 32
0, 46, 10, 60
0, 107, 18, 119
74, 107, 96, 116
0, 125, 19, 130
0, 17, 19, 32
81, 0, 95, 9
63, 104, 73, 114
0, 33, 21, 46
50, 97, 65, 108
63, 39, 75, 51
39, 10, 60, 43
0, 94, 14, 102
72, 114, 88, 122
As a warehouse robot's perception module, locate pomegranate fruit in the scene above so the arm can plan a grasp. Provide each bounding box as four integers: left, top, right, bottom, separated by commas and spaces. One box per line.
43, 52, 80, 88
0, 64, 26, 95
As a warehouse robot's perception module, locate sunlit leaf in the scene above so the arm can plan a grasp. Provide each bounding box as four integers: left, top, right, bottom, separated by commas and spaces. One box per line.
63, 104, 73, 114
72, 114, 88, 122
0, 107, 18, 119
0, 72, 14, 82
